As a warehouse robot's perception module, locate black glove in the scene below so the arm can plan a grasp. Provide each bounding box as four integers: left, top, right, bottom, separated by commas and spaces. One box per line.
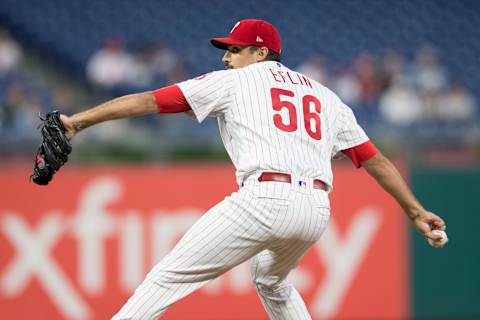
31, 110, 72, 185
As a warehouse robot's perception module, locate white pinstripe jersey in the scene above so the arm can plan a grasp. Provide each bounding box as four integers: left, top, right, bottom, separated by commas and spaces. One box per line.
178, 61, 369, 189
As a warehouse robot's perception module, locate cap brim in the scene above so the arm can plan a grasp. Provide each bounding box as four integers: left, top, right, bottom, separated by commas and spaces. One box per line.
210, 37, 252, 50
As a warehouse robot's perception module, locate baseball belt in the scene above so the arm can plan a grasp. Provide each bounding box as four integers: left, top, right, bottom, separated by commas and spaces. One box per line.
258, 172, 327, 191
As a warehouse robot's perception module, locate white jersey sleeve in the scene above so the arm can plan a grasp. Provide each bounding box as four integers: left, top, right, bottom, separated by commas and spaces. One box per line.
177, 70, 234, 123
332, 98, 370, 157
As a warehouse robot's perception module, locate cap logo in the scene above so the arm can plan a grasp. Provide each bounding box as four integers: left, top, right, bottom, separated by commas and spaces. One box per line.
256, 36, 264, 42
230, 21, 240, 33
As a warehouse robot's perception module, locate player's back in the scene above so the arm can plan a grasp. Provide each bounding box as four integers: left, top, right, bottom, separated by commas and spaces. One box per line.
178, 61, 368, 188
220, 61, 367, 187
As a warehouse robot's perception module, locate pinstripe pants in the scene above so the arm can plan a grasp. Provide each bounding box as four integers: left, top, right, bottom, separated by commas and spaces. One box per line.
112, 177, 330, 320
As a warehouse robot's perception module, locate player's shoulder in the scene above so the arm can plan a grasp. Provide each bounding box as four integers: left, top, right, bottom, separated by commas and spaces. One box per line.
191, 68, 233, 81
182, 69, 237, 91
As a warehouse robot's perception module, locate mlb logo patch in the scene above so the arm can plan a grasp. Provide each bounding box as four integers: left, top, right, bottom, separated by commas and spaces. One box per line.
298, 180, 306, 187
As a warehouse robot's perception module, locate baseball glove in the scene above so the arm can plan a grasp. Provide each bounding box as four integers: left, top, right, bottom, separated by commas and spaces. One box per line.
31, 110, 72, 185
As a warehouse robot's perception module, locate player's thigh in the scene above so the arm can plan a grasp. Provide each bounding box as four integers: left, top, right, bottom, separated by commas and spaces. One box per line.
147, 188, 270, 282
251, 239, 311, 287
252, 206, 330, 286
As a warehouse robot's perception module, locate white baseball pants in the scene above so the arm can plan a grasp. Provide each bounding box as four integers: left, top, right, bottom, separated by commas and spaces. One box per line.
112, 176, 330, 319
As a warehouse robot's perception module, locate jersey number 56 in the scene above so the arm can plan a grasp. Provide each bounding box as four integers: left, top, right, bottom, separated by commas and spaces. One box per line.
270, 88, 322, 140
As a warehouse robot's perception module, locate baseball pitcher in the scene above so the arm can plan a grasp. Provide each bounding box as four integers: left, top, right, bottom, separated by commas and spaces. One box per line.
35, 19, 447, 319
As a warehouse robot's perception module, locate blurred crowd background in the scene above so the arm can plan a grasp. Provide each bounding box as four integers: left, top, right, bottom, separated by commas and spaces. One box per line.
0, 0, 479, 164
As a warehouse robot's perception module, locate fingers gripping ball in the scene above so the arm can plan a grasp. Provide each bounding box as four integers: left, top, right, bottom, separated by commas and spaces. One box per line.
428, 230, 448, 248
31, 110, 72, 185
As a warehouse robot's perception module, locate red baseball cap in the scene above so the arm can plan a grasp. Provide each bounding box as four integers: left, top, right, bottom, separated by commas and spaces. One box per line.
210, 19, 282, 54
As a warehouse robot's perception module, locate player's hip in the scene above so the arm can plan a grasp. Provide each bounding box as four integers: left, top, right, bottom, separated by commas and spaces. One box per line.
232, 179, 330, 241
241, 171, 330, 206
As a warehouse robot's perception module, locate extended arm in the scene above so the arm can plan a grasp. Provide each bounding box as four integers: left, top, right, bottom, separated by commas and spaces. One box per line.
61, 92, 158, 139
61, 85, 190, 140
361, 152, 447, 248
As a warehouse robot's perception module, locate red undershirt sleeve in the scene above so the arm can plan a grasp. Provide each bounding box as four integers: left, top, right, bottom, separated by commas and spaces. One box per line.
153, 85, 192, 113
341, 140, 379, 168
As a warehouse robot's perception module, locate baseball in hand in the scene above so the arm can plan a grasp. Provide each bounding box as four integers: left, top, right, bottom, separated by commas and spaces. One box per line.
427, 230, 448, 248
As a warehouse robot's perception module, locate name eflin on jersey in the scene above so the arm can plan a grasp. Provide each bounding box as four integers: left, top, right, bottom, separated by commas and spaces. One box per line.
269, 67, 313, 88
